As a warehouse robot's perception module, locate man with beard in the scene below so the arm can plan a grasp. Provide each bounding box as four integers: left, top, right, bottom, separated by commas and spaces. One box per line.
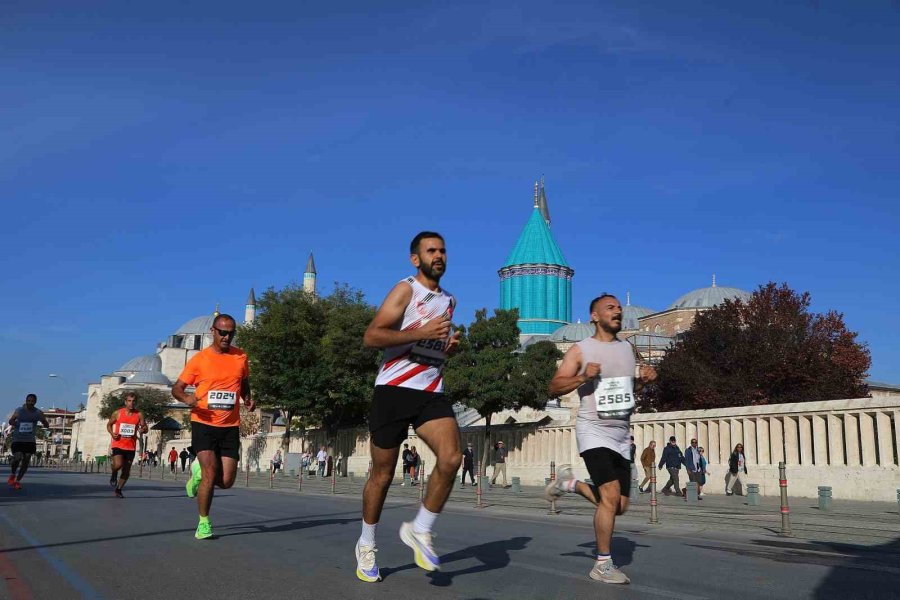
354, 231, 460, 583
107, 391, 148, 498
544, 294, 657, 585
8, 394, 49, 490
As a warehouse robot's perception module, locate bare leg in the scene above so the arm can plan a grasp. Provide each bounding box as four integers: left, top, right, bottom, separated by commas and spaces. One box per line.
117, 458, 133, 489
362, 444, 401, 525
195, 450, 221, 517
593, 480, 629, 555
414, 417, 462, 514
16, 454, 32, 481
111, 454, 123, 482
10, 452, 23, 477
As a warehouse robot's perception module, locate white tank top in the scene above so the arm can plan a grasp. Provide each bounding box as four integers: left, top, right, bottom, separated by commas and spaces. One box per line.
374, 277, 456, 393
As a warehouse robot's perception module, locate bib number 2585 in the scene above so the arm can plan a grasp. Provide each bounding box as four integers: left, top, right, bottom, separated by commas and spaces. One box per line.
409, 339, 447, 367
594, 376, 635, 419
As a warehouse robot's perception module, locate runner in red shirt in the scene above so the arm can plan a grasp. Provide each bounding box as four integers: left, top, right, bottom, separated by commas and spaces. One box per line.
107, 392, 148, 498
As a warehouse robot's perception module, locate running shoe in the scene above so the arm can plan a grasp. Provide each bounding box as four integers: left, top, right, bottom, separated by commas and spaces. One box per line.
544, 464, 574, 502
589, 559, 630, 584
195, 520, 213, 540
186, 460, 202, 498
6, 475, 15, 486
399, 521, 440, 571
355, 541, 381, 582
110, 474, 117, 487
115, 488, 124, 499
12, 481, 22, 491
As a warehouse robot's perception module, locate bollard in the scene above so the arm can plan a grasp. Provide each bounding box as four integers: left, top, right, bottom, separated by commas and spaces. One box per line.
746, 483, 760, 507
349, 472, 355, 483
269, 469, 273, 489
547, 461, 560, 515
778, 462, 793, 537
545, 477, 552, 486
331, 465, 336, 494
418, 462, 425, 503
403, 472, 411, 486
139, 461, 143, 478
818, 486, 833, 511
246, 463, 251, 487
685, 482, 698, 504
630, 463, 640, 501
475, 461, 485, 509
511, 476, 521, 493
649, 465, 660, 524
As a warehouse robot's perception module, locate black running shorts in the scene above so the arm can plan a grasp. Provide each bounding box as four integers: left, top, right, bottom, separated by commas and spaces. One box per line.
581, 447, 632, 500
11, 442, 36, 455
111, 448, 136, 462
191, 422, 240, 459
368, 385, 456, 449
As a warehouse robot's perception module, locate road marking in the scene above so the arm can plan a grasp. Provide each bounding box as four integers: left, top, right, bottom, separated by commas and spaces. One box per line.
0, 546, 33, 600
0, 514, 104, 600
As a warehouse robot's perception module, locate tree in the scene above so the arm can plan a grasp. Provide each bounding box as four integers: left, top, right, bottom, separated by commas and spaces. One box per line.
641, 282, 870, 412
444, 308, 562, 475
239, 406, 259, 437
99, 388, 172, 424
237, 283, 378, 451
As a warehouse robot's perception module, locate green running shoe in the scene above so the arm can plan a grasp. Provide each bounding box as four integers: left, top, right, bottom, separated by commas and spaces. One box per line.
186, 460, 202, 498
195, 519, 213, 540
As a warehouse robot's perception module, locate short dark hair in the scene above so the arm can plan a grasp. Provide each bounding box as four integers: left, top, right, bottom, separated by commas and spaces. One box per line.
25, 393, 37, 401
125, 392, 137, 400
669, 436, 677, 442
589, 293, 618, 315
213, 314, 236, 328
410, 231, 444, 254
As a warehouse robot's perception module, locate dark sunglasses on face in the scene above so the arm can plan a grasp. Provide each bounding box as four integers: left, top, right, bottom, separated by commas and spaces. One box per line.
214, 327, 236, 338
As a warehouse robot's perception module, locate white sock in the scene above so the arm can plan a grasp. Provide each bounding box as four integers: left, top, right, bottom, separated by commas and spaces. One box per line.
563, 478, 579, 493
412, 505, 439, 534
597, 553, 611, 563
359, 521, 377, 547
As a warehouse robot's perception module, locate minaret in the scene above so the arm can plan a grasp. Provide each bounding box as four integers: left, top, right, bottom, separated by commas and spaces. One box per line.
498, 180, 573, 338
244, 288, 256, 324
303, 253, 317, 295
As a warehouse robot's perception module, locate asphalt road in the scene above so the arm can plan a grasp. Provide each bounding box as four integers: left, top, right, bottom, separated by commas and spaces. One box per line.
0, 470, 898, 600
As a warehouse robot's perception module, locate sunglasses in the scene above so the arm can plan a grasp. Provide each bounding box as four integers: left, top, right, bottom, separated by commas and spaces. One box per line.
214, 327, 236, 338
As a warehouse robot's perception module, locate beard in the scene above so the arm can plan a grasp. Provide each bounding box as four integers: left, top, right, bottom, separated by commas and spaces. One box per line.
420, 260, 445, 281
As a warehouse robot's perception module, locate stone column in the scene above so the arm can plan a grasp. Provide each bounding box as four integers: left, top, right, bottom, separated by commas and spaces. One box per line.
720, 420, 732, 462
633, 424, 644, 458
708, 421, 720, 464
730, 419, 742, 451
676, 422, 686, 449
699, 421, 709, 456
799, 415, 813, 466
756, 417, 770, 466
827, 414, 845, 466
687, 421, 698, 445
664, 423, 675, 445
770, 417, 784, 464
743, 419, 757, 464
812, 415, 828, 466
895, 411, 900, 468
876, 412, 894, 467
859, 413, 876, 467
784, 416, 800, 466
843, 413, 860, 467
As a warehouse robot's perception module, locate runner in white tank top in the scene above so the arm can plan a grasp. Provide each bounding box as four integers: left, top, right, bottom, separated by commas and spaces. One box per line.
545, 294, 658, 586
355, 231, 462, 583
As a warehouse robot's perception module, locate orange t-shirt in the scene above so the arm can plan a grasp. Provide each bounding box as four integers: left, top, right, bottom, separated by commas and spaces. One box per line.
111, 408, 141, 451
178, 346, 249, 428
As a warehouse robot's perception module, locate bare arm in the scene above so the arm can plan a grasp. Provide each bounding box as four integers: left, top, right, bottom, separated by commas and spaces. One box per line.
107, 414, 120, 440
363, 282, 450, 348
9, 410, 18, 427
548, 345, 601, 397
138, 412, 149, 434
241, 377, 254, 412
172, 380, 197, 407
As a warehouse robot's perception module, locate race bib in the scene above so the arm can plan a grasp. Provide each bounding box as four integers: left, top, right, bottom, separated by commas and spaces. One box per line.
594, 376, 635, 419
208, 390, 237, 410
18, 422, 33, 434
118, 423, 136, 437
409, 338, 447, 367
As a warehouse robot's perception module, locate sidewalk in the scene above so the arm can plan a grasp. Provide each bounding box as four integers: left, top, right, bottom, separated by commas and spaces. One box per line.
54, 462, 900, 548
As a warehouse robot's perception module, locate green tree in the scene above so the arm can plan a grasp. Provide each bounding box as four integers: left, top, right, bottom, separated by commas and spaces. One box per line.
642, 282, 870, 411
444, 308, 562, 475
99, 388, 172, 424
238, 284, 378, 451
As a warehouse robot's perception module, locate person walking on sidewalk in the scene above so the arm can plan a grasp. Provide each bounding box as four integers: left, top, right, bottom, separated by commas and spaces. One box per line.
316, 446, 328, 478
408, 446, 420, 485
168, 447, 178, 473
179, 448, 190, 472
726, 443, 747, 496
698, 447, 709, 498
460, 442, 476, 486
638, 440, 656, 493
490, 441, 509, 488
658, 436, 683, 496
683, 438, 702, 498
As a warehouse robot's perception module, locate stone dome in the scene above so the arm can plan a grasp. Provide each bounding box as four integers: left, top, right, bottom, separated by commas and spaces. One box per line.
114, 353, 171, 385
669, 277, 751, 309
175, 315, 217, 335
549, 321, 594, 342
126, 370, 172, 385
117, 354, 162, 373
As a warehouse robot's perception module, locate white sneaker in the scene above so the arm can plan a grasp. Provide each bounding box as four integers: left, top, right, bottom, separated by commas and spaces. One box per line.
589, 559, 630, 584
399, 521, 440, 571
355, 541, 381, 582
544, 464, 574, 502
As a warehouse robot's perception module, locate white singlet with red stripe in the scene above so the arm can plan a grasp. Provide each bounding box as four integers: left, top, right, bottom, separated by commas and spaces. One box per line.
374, 277, 456, 393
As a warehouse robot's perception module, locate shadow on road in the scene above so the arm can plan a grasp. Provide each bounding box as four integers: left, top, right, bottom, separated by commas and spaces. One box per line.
217, 517, 360, 538
559, 536, 643, 566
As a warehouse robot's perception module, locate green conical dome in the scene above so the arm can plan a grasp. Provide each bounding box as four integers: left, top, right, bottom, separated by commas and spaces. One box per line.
503, 208, 569, 267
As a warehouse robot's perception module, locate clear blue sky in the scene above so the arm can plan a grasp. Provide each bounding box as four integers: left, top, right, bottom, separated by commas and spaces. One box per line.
2, 1, 898, 416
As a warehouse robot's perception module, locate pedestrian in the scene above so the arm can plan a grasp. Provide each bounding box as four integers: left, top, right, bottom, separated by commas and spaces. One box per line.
301, 451, 311, 475
726, 443, 748, 496
460, 442, 476, 486
401, 443, 412, 485
638, 440, 656, 493
272, 449, 283, 474
490, 441, 509, 488
168, 446, 178, 473
408, 446, 420, 485
657, 436, 684, 496
316, 446, 327, 478
683, 438, 702, 498
629, 435, 636, 463
698, 447, 709, 498
179, 448, 189, 472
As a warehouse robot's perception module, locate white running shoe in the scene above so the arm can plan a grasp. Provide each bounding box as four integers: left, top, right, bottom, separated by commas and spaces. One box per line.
589, 559, 630, 584
355, 541, 381, 582
399, 521, 440, 571
544, 464, 574, 502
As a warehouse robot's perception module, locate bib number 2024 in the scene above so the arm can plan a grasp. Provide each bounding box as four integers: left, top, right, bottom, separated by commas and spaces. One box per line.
409, 339, 447, 367
594, 376, 635, 419
208, 390, 237, 411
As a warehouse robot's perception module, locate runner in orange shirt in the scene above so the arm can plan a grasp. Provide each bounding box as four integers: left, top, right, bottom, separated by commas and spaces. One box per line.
172, 313, 253, 540
107, 391, 148, 498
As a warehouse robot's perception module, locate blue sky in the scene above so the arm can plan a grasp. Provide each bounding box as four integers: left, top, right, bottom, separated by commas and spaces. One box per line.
2, 1, 898, 416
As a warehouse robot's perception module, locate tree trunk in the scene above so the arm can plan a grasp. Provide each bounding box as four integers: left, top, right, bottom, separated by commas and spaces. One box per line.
282, 409, 292, 453
480, 413, 493, 478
